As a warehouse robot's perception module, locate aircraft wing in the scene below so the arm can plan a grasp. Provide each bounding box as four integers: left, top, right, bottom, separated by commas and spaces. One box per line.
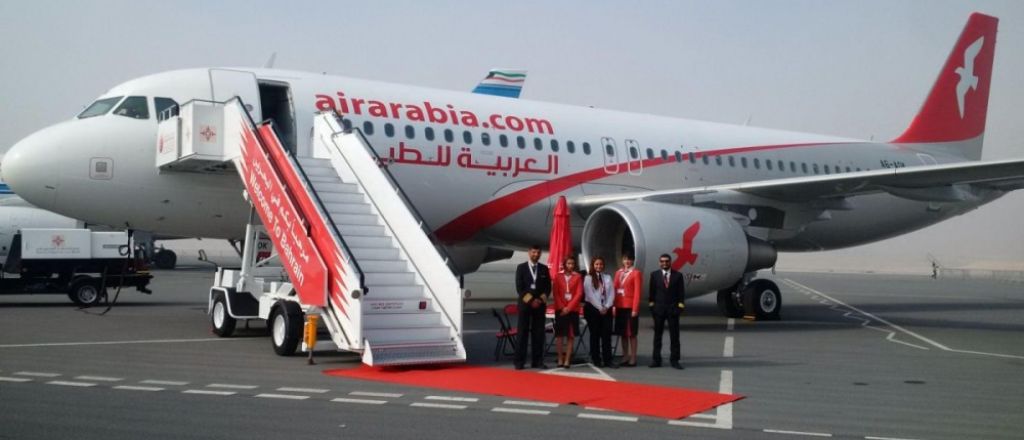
574, 157, 1024, 208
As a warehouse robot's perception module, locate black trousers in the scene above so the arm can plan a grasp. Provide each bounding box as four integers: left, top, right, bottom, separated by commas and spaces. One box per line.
651, 311, 680, 363
584, 304, 613, 364
515, 304, 546, 366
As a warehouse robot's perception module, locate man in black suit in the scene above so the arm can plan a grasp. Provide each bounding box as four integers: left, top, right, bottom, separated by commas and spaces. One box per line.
514, 245, 551, 370
648, 253, 686, 369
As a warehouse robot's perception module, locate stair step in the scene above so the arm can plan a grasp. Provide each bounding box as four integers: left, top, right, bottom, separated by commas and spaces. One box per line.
358, 260, 410, 273
366, 285, 427, 298
298, 165, 336, 177
343, 235, 394, 249
363, 311, 443, 328
317, 192, 366, 204
308, 175, 341, 183
364, 342, 462, 367
325, 202, 374, 216
334, 224, 387, 237
349, 247, 400, 260
365, 272, 415, 286
313, 182, 360, 193
363, 326, 451, 344
298, 157, 332, 168
332, 214, 381, 226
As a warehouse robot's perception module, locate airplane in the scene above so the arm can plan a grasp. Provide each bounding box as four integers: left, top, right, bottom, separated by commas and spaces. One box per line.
3, 13, 1021, 320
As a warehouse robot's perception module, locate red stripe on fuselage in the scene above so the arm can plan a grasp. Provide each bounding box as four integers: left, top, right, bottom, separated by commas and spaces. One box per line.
433, 142, 847, 243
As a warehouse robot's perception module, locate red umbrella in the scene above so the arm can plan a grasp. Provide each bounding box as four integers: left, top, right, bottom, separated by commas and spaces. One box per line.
547, 195, 573, 278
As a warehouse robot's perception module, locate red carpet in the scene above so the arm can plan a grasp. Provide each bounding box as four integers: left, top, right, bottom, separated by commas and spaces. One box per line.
324, 364, 741, 419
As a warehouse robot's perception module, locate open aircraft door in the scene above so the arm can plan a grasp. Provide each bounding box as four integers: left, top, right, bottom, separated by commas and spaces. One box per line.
210, 69, 261, 121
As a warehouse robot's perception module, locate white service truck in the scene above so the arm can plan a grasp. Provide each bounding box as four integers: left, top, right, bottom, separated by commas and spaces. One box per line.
0, 228, 153, 306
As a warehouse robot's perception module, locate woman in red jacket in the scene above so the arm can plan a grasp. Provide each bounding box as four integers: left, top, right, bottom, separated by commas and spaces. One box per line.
552, 255, 584, 368
613, 253, 642, 367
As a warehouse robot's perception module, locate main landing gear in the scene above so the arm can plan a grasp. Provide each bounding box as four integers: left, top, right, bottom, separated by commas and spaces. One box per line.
717, 278, 782, 321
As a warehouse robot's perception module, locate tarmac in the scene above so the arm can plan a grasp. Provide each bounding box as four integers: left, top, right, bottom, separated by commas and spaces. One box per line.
1, 265, 1022, 439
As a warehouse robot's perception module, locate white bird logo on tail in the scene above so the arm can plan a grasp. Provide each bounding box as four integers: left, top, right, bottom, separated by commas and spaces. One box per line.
954, 36, 984, 119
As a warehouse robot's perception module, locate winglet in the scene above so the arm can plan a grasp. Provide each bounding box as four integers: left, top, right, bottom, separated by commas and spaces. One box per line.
893, 13, 998, 152
472, 69, 527, 98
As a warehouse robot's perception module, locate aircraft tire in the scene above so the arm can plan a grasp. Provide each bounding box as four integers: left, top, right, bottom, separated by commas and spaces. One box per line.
68, 278, 105, 307
153, 250, 177, 270
744, 279, 782, 320
210, 292, 236, 337
717, 289, 743, 318
270, 301, 303, 356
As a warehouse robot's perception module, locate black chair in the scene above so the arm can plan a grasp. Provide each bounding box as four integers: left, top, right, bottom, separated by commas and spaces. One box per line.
491, 308, 518, 360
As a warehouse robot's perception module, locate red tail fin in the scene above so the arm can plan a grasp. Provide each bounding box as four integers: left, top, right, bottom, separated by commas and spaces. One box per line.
893, 13, 998, 150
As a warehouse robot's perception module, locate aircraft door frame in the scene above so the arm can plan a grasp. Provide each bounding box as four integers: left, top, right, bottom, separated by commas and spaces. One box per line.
601, 137, 619, 174
209, 69, 262, 121
624, 139, 643, 175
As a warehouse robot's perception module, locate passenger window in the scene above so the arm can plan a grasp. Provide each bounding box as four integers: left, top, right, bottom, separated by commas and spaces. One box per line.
754, 158, 760, 169
342, 119, 353, 131
702, 156, 709, 165
113, 96, 149, 119
801, 163, 808, 173
646, 148, 654, 159
778, 160, 785, 172
790, 162, 797, 173
689, 152, 696, 163
425, 127, 435, 141
661, 150, 668, 161
154, 97, 178, 121
856, 167, 862, 172
444, 129, 454, 142
550, 139, 559, 152
729, 156, 736, 167
405, 125, 415, 139
517, 136, 526, 149
846, 166, 851, 173
605, 144, 614, 156
766, 159, 772, 170
78, 96, 123, 119
567, 140, 575, 153
674, 151, 682, 163
363, 121, 375, 136
500, 134, 509, 147
629, 146, 639, 159
741, 157, 748, 168
533, 138, 543, 151
384, 123, 395, 137
582, 142, 591, 155
482, 132, 491, 146
463, 131, 473, 145
813, 164, 820, 174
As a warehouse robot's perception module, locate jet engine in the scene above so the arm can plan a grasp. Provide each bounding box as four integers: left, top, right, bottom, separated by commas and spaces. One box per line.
581, 201, 777, 298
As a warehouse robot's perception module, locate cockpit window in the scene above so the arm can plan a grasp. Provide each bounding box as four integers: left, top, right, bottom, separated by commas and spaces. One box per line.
155, 97, 179, 121
113, 96, 149, 119
77, 96, 123, 119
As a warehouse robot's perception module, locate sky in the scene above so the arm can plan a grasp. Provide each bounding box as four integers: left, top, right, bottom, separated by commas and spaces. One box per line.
0, 0, 1021, 273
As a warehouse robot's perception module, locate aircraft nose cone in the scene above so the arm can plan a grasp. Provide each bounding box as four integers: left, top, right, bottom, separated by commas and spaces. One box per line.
4, 127, 61, 209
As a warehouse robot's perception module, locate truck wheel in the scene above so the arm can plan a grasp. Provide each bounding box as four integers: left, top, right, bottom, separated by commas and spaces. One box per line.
270, 301, 303, 356
68, 279, 104, 307
717, 289, 743, 318
210, 292, 236, 337
154, 250, 177, 269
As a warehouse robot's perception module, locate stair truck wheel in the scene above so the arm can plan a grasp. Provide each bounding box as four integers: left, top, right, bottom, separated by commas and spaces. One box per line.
743, 279, 782, 320
270, 301, 303, 356
68, 277, 105, 307
210, 291, 236, 337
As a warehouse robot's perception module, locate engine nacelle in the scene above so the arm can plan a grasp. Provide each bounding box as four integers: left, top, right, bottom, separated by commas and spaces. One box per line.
581, 202, 776, 297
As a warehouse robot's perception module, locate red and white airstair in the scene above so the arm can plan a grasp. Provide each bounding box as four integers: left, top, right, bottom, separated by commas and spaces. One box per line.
157, 99, 466, 366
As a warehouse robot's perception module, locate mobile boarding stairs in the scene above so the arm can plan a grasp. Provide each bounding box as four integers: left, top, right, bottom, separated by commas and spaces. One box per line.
156, 99, 466, 366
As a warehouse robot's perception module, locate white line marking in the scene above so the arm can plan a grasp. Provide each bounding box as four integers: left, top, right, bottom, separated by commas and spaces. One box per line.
14, 371, 60, 378
865, 436, 922, 440
727, 318, 735, 331
255, 393, 310, 400
114, 385, 164, 392
0, 376, 32, 382
492, 407, 550, 415
764, 429, 833, 437
688, 413, 717, 420
717, 370, 734, 429
183, 389, 236, 396
584, 406, 611, 412
140, 380, 188, 386
785, 278, 1024, 360
332, 397, 388, 405
723, 336, 734, 358
207, 383, 258, 390
669, 420, 729, 429
75, 375, 122, 382
577, 413, 638, 422
0, 337, 238, 348
277, 387, 329, 394
425, 395, 478, 402
46, 381, 96, 387
411, 402, 467, 410
349, 391, 403, 398
503, 400, 558, 408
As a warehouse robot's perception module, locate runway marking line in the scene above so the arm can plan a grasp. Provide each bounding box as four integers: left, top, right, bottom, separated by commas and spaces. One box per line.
255, 393, 310, 400
723, 336, 735, 358
140, 380, 188, 386
668, 420, 729, 429
75, 375, 123, 382
0, 376, 32, 383
410, 402, 467, 410
46, 380, 96, 387
727, 318, 735, 331
763, 428, 833, 437
14, 371, 60, 378
278, 387, 329, 394
183, 389, 236, 396
492, 407, 550, 415
784, 278, 1024, 360
864, 436, 922, 440
332, 397, 388, 405
577, 413, 638, 422
0, 337, 240, 349
114, 385, 164, 392
207, 383, 259, 390
349, 391, 403, 398
503, 399, 558, 408
688, 413, 716, 420
425, 395, 479, 402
